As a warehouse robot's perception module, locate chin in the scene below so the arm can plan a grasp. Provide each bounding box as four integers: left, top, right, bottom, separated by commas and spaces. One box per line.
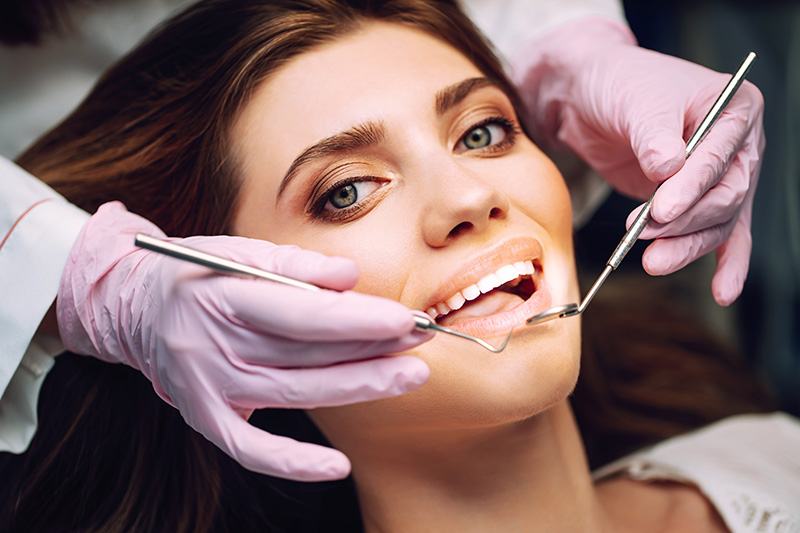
354, 318, 582, 431
308, 316, 581, 446
434, 328, 582, 427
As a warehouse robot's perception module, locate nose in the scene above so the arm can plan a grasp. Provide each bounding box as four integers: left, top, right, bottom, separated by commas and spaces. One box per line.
420, 162, 510, 247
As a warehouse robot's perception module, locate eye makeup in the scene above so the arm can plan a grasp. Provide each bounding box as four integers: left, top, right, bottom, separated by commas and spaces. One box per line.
456, 115, 520, 154
302, 116, 522, 223
300, 94, 522, 224
308, 175, 390, 223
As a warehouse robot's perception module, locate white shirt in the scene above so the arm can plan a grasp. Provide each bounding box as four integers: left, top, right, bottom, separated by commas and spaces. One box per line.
0, 159, 87, 452
0, 0, 624, 453
594, 413, 800, 532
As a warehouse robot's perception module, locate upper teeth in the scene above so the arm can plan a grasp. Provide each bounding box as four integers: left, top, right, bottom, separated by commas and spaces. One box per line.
426, 260, 535, 319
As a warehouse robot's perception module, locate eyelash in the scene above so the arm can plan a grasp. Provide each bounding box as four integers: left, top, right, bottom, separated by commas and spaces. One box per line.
458, 116, 520, 153
309, 175, 385, 223
308, 115, 521, 223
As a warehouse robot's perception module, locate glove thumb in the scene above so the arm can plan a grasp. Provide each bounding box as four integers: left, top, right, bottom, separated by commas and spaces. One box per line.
628, 112, 686, 186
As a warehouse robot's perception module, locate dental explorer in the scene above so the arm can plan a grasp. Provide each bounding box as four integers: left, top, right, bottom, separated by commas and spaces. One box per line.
525, 51, 758, 327
134, 233, 512, 353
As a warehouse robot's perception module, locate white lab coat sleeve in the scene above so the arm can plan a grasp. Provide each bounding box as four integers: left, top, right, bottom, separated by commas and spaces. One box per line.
461, 0, 626, 227
460, 0, 626, 70
0, 156, 89, 453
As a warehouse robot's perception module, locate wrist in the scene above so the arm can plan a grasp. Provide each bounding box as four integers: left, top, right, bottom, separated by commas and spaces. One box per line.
510, 16, 637, 149
57, 202, 164, 369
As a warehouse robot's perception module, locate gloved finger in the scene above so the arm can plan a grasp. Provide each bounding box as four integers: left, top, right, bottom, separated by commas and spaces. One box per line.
157, 279, 433, 367
634, 185, 740, 240
223, 280, 419, 342
627, 109, 687, 184
650, 80, 762, 223
165, 308, 433, 366
223, 355, 430, 409
249, 244, 360, 292
641, 218, 735, 276
233, 329, 434, 368
649, 114, 748, 224
634, 151, 750, 239
710, 202, 754, 306
205, 407, 352, 481
184, 236, 360, 292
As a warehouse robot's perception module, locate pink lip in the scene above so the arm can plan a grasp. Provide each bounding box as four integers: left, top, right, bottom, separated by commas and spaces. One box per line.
424, 236, 544, 311
421, 235, 553, 339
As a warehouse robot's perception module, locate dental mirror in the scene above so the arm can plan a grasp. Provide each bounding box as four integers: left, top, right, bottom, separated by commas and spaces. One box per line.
526, 51, 758, 327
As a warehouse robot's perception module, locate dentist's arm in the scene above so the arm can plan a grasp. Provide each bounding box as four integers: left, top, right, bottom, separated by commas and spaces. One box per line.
1, 159, 430, 481
0, 157, 88, 453
465, 0, 764, 305
57, 202, 432, 481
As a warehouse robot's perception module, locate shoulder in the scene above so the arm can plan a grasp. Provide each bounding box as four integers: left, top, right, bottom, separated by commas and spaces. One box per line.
594, 413, 800, 533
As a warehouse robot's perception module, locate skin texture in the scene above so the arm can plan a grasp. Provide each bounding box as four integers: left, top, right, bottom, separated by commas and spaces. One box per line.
230, 22, 726, 533
232, 21, 580, 430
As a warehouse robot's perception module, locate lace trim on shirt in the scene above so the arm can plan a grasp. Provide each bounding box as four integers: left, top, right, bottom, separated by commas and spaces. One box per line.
726, 489, 799, 533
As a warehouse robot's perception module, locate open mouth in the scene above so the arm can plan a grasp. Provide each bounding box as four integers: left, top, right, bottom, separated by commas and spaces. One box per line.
425, 260, 540, 329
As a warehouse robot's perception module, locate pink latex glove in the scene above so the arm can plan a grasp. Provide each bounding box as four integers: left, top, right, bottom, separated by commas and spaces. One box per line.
57, 202, 431, 481
514, 17, 764, 305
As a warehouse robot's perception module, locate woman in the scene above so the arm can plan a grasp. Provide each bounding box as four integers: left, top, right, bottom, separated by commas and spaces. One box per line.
1, 0, 795, 531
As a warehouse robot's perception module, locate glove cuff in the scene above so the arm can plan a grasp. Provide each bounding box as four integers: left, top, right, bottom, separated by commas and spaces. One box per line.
57, 201, 165, 375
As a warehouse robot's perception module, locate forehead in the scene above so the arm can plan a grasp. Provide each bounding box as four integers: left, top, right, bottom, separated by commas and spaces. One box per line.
232, 22, 484, 175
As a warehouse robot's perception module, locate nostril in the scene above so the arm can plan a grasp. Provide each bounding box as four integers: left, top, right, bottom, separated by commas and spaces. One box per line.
489, 207, 503, 219
448, 221, 472, 238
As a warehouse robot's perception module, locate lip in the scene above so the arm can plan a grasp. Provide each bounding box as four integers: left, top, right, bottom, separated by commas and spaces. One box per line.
440, 280, 553, 339
424, 236, 543, 309
422, 236, 551, 338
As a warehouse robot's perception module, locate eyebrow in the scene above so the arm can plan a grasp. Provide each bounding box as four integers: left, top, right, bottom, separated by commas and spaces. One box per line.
276, 77, 499, 198
435, 77, 497, 116
277, 121, 386, 198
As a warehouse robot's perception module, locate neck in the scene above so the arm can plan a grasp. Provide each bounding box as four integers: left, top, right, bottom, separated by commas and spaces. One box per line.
343, 401, 612, 533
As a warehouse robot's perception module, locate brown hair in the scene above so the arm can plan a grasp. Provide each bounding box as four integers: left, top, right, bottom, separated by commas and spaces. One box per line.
2, 1, 526, 531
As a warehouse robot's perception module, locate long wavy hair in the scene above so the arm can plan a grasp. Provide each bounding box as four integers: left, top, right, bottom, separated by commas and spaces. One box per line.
1, 1, 773, 531
2, 1, 524, 531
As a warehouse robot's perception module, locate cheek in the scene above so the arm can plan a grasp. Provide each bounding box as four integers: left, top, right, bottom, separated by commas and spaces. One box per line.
513, 155, 573, 245
264, 207, 418, 303
339, 229, 411, 300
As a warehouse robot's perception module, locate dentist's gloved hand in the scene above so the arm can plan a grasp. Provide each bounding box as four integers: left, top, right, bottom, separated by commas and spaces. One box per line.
57, 201, 431, 481
514, 17, 764, 305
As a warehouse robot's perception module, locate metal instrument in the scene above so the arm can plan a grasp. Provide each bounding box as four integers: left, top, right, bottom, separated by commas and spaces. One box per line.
526, 51, 758, 327
134, 233, 512, 353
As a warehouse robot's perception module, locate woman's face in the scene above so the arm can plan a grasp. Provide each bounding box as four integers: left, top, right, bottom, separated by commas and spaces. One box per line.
231, 22, 580, 436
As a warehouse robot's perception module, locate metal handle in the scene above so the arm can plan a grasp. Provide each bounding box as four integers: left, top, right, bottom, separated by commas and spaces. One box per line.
605, 51, 757, 271
134, 233, 321, 292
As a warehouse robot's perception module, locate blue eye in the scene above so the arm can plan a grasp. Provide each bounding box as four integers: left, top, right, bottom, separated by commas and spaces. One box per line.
322, 179, 383, 211
329, 183, 358, 209
458, 117, 517, 153
463, 123, 505, 149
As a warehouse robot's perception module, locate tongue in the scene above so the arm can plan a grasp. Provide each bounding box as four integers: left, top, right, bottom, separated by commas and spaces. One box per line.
438, 290, 524, 327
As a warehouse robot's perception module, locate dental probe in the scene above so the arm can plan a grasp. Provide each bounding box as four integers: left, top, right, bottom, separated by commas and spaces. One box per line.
526, 51, 758, 327
134, 233, 512, 353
